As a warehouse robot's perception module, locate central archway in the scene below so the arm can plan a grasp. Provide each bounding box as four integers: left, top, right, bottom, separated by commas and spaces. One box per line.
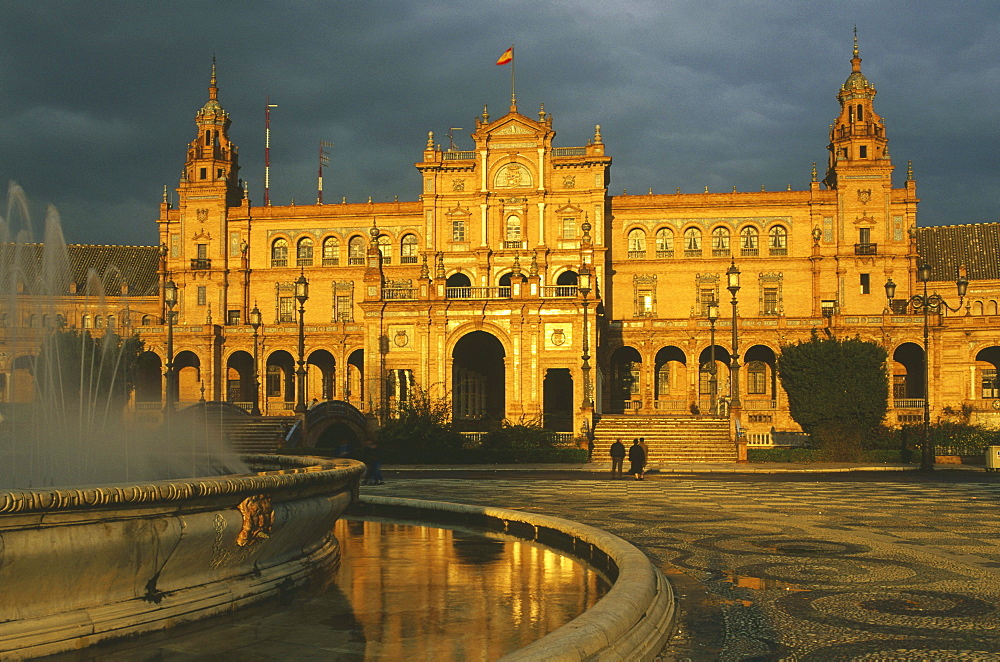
452, 330, 505, 431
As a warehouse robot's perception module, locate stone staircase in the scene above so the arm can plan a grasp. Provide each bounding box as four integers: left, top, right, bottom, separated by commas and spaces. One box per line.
226, 416, 299, 454
591, 414, 736, 464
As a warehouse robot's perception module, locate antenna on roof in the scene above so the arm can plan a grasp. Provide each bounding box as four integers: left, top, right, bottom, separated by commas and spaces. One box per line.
264, 97, 278, 206
446, 128, 463, 151
318, 141, 333, 204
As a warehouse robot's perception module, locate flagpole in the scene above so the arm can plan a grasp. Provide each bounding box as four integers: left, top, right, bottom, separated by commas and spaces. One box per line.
510, 44, 516, 110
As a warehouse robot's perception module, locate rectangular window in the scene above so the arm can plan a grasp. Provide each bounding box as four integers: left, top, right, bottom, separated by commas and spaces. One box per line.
452, 219, 466, 242
197, 286, 207, 306
266, 365, 282, 397
636, 289, 654, 317
197, 244, 208, 259
859, 146, 868, 158
763, 287, 778, 315
983, 369, 999, 399
860, 273, 871, 295
199, 167, 207, 180
859, 227, 871, 244
335, 295, 353, 322
279, 296, 295, 323
894, 375, 907, 399
227, 310, 240, 326
561, 217, 577, 240
748, 365, 768, 395
700, 288, 716, 316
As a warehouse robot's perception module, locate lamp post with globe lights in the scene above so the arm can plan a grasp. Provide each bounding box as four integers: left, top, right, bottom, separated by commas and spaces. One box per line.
249, 304, 262, 417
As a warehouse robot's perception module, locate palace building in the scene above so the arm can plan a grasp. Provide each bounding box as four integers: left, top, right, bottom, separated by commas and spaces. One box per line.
4, 40, 1000, 459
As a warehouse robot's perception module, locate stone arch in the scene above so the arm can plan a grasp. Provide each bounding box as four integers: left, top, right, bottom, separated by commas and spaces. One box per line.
451, 330, 507, 430
265, 350, 295, 408
135, 351, 163, 404
304, 400, 371, 452
744, 344, 778, 400
174, 350, 201, 404
891, 342, 925, 400
609, 345, 642, 413
225, 350, 255, 406
654, 346, 687, 405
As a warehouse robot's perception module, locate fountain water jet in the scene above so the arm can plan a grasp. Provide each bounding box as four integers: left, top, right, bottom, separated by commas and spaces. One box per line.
0, 184, 364, 657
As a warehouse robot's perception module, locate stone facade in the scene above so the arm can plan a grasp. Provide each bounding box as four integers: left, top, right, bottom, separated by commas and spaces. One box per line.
4, 43, 1000, 447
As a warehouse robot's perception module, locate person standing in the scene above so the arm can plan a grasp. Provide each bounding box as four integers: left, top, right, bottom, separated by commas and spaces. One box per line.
638, 437, 649, 478
609, 438, 626, 479
628, 438, 646, 481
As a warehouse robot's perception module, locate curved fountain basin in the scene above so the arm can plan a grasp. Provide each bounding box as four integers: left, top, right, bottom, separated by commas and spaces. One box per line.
0, 455, 365, 659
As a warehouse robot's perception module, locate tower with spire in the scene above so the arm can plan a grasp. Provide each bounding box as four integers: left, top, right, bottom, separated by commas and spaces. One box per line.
823, 29, 892, 191
158, 60, 251, 328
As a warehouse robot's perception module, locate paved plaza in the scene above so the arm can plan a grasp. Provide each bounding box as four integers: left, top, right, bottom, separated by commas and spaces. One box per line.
371, 465, 1000, 660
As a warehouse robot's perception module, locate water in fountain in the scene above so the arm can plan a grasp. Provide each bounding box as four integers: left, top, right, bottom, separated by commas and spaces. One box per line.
0, 182, 247, 488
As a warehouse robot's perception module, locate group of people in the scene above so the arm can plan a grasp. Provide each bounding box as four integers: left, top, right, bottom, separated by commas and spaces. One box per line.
609, 437, 648, 480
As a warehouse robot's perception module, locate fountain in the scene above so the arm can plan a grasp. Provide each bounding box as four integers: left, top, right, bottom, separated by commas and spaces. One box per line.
0, 183, 365, 658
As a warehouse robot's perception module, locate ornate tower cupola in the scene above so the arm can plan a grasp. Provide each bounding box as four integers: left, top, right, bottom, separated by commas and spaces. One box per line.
185, 60, 243, 206
823, 30, 891, 189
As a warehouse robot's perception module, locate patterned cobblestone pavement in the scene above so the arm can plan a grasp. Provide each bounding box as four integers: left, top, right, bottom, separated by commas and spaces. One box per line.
368, 471, 1000, 660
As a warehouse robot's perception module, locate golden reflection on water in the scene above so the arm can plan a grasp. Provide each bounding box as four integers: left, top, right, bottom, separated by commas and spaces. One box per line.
336, 517, 609, 659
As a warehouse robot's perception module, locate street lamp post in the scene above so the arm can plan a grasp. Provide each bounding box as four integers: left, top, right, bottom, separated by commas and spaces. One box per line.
163, 279, 177, 415
887, 264, 968, 471
250, 304, 262, 417
579, 264, 593, 409
294, 272, 309, 419
726, 260, 742, 412
708, 300, 719, 415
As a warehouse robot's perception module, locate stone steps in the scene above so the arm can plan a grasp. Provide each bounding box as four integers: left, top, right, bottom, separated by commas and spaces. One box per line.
592, 415, 736, 463
226, 416, 298, 454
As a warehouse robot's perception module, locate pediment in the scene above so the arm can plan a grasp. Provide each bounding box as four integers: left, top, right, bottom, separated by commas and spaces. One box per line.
494, 122, 534, 136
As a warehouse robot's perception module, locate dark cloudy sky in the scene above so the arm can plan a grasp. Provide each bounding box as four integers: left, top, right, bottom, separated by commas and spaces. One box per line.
1, 0, 998, 246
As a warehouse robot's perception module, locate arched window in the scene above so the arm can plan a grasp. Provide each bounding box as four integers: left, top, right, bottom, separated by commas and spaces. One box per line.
683, 227, 702, 255
655, 227, 674, 258
297, 237, 314, 267
740, 226, 759, 256
107, 315, 116, 330
141, 315, 151, 326
401, 234, 418, 263
377, 235, 392, 264
627, 228, 646, 258
505, 215, 522, 248
322, 236, 340, 265
95, 315, 104, 329
82, 314, 92, 329
271, 238, 289, 267
348, 236, 366, 265
29, 314, 38, 328
711, 227, 730, 256
769, 226, 788, 255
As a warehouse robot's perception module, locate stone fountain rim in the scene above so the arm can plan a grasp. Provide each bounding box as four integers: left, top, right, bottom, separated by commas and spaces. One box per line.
0, 454, 361, 514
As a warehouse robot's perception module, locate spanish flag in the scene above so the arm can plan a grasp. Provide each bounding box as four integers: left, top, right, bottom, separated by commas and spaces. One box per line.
496, 46, 513, 66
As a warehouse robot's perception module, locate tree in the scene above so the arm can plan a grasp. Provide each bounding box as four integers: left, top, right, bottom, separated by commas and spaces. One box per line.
34, 328, 144, 423
376, 387, 465, 463
777, 333, 888, 460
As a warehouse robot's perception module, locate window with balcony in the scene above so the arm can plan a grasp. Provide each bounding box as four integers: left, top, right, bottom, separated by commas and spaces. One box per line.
377, 235, 392, 264
655, 227, 674, 258
297, 237, 314, 267
627, 228, 647, 258
711, 227, 731, 256
348, 236, 366, 265
401, 234, 418, 263
271, 238, 288, 267
504, 215, 522, 249
683, 227, 701, 256
769, 226, 788, 255
322, 237, 340, 265
855, 226, 877, 255
740, 226, 759, 256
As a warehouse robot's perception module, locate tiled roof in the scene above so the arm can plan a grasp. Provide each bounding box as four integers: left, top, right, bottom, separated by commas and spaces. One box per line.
0, 243, 160, 297
917, 224, 1000, 282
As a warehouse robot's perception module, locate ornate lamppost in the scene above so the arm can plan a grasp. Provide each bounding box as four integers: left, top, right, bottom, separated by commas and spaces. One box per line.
886, 264, 968, 471
708, 300, 719, 415
249, 304, 262, 417
579, 263, 593, 409
294, 271, 310, 419
295, 271, 309, 422
163, 278, 178, 415
726, 260, 742, 434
